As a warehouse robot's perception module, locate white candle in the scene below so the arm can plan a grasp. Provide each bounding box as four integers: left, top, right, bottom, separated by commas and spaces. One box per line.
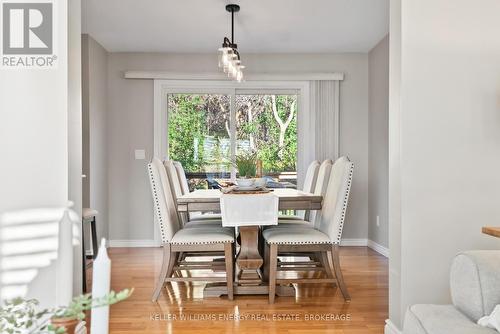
56, 209, 73, 306
91, 238, 111, 334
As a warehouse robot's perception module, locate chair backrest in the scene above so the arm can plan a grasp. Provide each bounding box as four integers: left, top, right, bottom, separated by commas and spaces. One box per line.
164, 160, 183, 199
173, 161, 190, 195
295, 160, 321, 220
317, 156, 354, 244
309, 159, 333, 227
303, 160, 321, 193
147, 157, 180, 243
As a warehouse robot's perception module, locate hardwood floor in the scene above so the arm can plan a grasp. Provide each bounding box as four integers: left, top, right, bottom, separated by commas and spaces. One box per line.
103, 246, 388, 334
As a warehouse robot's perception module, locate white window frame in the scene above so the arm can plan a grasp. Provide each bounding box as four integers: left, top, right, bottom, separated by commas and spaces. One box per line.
154, 79, 311, 181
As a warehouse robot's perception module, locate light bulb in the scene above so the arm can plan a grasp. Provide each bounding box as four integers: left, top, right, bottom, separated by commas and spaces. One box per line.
231, 63, 238, 77
222, 52, 229, 64
218, 52, 224, 68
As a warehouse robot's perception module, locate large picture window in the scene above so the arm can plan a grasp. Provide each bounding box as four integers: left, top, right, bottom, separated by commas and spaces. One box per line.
163, 85, 300, 190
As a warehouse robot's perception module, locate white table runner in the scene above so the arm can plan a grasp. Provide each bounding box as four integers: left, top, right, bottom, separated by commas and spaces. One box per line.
220, 193, 279, 227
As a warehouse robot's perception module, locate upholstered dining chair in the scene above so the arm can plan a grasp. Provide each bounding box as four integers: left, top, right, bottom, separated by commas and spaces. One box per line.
302, 160, 321, 195
279, 160, 320, 221
148, 157, 235, 302
263, 156, 354, 303
275, 159, 333, 229
171, 160, 222, 223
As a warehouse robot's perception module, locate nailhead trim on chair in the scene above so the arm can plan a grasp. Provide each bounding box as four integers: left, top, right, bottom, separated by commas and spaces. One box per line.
335, 161, 354, 244
170, 240, 235, 245
148, 163, 167, 244
267, 240, 332, 245
265, 160, 354, 246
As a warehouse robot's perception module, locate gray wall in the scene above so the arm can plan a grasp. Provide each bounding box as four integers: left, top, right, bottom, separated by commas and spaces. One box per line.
82, 35, 109, 242
389, 0, 500, 330
106, 53, 370, 242
0, 0, 81, 305
368, 35, 389, 248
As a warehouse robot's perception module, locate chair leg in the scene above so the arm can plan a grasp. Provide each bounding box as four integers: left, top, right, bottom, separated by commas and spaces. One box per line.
268, 243, 278, 304
81, 220, 87, 293
320, 251, 335, 282
152, 244, 173, 302
328, 244, 351, 302
224, 243, 234, 300
91, 217, 98, 259
262, 242, 270, 282
171, 252, 182, 277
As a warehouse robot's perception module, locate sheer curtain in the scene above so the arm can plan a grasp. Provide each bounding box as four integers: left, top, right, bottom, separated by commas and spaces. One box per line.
310, 80, 341, 162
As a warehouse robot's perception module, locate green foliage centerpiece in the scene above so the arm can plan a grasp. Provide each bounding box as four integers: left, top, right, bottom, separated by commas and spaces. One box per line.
234, 151, 257, 179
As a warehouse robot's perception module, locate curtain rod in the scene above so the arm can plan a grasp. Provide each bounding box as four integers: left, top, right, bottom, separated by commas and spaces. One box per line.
124, 71, 344, 81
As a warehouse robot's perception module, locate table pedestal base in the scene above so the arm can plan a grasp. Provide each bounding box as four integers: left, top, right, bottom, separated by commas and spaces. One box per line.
203, 283, 295, 298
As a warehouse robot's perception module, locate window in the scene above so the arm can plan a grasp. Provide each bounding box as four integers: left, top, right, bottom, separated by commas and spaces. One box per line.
167, 93, 231, 190
235, 94, 298, 187
156, 80, 310, 192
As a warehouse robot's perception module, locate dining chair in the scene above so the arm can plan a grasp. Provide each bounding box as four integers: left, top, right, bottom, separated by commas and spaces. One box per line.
173, 161, 190, 195
148, 157, 235, 302
172, 160, 222, 223
263, 156, 354, 303
164, 160, 221, 228
275, 159, 333, 229
81, 208, 98, 293
303, 160, 321, 194
279, 160, 320, 221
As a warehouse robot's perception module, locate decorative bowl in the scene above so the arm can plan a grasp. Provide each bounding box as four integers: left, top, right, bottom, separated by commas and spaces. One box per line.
236, 178, 255, 187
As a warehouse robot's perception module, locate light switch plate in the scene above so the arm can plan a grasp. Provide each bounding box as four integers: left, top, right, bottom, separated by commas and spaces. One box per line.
135, 149, 146, 160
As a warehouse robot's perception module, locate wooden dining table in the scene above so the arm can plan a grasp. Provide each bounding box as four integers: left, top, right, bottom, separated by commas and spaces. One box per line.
177, 188, 323, 297
482, 227, 500, 238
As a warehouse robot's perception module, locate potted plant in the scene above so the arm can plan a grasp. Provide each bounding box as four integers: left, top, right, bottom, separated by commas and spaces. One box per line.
234, 151, 257, 187
50, 289, 132, 333
0, 289, 133, 334
0, 297, 49, 334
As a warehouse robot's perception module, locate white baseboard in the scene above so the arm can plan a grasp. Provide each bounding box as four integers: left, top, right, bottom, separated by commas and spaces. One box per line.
107, 238, 389, 258
367, 239, 389, 258
108, 239, 159, 248
385, 319, 402, 334
341, 238, 388, 258
340, 238, 368, 246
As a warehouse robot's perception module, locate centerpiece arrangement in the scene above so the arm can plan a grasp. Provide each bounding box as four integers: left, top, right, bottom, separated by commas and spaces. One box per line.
234, 152, 266, 190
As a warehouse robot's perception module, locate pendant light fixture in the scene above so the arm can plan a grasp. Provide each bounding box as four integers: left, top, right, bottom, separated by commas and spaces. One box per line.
218, 4, 244, 82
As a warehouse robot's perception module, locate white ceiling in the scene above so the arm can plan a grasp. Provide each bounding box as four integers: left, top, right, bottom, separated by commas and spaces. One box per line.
82, 0, 389, 53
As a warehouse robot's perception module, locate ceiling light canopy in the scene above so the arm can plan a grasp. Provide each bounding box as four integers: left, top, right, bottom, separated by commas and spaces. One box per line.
218, 4, 244, 82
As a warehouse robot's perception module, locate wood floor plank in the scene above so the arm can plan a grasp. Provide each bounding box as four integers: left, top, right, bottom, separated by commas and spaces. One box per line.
95, 246, 388, 334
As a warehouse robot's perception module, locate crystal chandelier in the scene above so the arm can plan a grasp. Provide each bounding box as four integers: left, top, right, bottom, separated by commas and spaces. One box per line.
218, 4, 244, 82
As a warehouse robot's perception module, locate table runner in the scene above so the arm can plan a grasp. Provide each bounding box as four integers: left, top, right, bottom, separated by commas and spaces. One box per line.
220, 193, 278, 227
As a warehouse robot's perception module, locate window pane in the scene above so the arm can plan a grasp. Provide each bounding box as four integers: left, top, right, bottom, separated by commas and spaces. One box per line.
167, 94, 231, 190
235, 94, 298, 188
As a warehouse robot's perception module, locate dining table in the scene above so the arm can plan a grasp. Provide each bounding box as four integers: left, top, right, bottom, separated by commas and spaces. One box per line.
482, 227, 500, 238
176, 188, 323, 297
